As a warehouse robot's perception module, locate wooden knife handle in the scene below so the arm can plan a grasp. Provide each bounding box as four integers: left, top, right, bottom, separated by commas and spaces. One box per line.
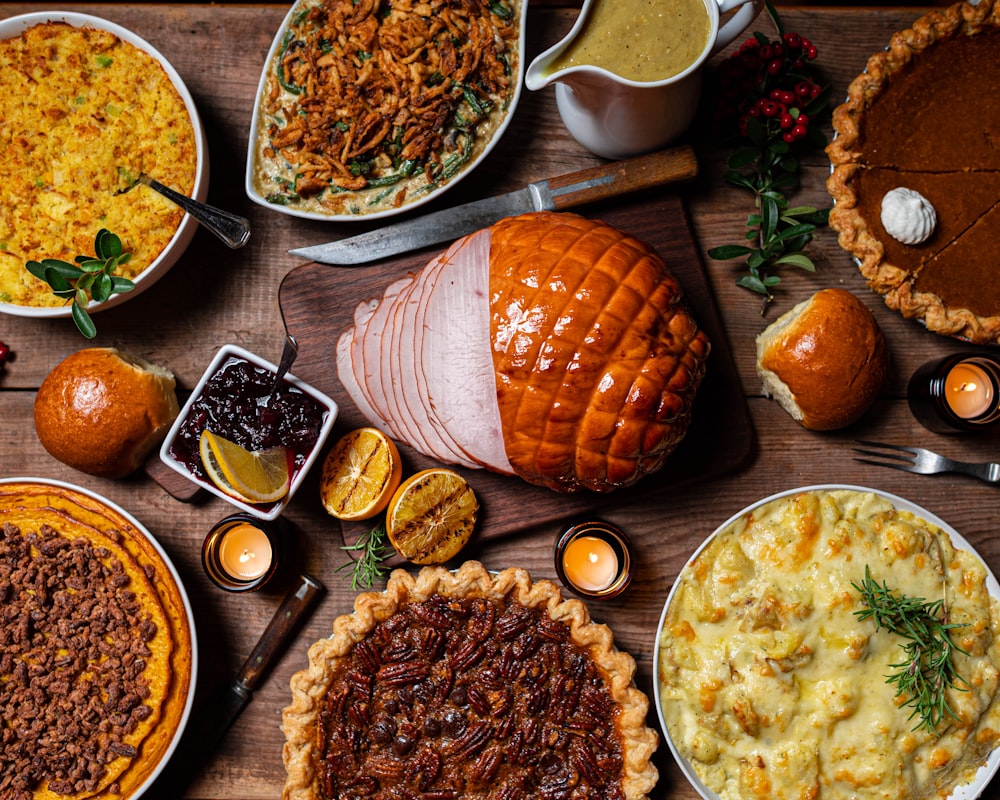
548, 145, 698, 210
237, 574, 325, 690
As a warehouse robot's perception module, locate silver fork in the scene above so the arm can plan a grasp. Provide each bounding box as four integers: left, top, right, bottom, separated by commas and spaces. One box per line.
853, 440, 1000, 484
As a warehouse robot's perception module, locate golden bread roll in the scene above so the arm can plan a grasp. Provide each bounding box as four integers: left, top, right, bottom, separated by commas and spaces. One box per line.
34, 347, 180, 478
756, 288, 889, 430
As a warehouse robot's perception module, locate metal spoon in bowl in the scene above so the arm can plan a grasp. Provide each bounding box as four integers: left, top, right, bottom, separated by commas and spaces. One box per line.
270, 333, 299, 396
117, 173, 251, 249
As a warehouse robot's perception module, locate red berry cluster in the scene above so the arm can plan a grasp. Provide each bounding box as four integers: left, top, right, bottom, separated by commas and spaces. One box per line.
712, 31, 823, 144
0, 341, 10, 370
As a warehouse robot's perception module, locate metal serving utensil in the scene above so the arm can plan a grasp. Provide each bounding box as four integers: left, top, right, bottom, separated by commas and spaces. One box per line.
269, 333, 299, 396
853, 440, 1000, 484
117, 173, 251, 249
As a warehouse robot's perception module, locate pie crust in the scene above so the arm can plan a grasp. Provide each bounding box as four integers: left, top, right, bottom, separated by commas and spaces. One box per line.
827, 0, 1000, 343
282, 561, 659, 800
0, 481, 193, 800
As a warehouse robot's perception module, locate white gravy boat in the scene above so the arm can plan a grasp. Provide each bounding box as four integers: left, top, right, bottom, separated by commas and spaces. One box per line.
526, 0, 764, 159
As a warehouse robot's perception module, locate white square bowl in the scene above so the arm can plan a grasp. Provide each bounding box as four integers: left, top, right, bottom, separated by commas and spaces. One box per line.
159, 344, 338, 520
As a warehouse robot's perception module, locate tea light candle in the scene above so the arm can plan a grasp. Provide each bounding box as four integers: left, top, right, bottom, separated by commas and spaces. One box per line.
218, 522, 272, 580
944, 362, 993, 419
203, 515, 282, 592
908, 353, 1000, 433
554, 521, 632, 599
562, 536, 618, 592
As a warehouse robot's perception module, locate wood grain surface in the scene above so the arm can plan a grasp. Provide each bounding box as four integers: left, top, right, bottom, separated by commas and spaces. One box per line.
2, 4, 1000, 800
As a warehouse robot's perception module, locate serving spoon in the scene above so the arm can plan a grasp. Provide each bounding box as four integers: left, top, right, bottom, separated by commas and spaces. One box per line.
117, 173, 251, 249
269, 333, 299, 396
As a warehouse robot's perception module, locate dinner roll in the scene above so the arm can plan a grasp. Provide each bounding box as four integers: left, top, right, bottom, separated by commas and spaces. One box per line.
756, 288, 888, 430
34, 348, 180, 478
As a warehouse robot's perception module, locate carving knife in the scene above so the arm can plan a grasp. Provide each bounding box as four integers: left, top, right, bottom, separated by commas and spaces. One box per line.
146, 574, 325, 798
288, 144, 698, 265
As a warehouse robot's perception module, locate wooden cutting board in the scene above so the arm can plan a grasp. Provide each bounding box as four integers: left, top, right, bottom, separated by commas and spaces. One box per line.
278, 191, 754, 550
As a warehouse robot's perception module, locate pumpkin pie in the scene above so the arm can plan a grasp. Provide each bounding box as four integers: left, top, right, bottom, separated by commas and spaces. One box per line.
281, 561, 659, 800
827, 0, 1000, 343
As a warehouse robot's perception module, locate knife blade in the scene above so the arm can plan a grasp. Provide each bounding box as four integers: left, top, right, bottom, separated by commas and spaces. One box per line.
145, 574, 325, 799
288, 144, 698, 265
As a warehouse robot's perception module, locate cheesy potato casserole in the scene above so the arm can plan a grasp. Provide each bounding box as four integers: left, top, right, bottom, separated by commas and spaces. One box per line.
0, 21, 197, 308
658, 489, 1000, 800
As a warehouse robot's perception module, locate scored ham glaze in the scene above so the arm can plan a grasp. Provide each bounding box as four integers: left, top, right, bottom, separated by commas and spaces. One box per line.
336, 211, 710, 492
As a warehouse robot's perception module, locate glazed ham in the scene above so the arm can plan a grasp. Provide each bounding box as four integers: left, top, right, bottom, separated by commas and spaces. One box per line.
336, 211, 710, 492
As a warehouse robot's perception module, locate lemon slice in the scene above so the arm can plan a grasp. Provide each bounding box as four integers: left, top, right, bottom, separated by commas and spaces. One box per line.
319, 427, 403, 521
199, 429, 291, 504
386, 468, 478, 565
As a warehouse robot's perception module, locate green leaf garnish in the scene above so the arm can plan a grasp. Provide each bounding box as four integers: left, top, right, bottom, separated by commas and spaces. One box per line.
25, 229, 134, 339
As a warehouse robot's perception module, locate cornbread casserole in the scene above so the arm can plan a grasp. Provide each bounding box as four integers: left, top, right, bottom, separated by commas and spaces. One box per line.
0, 21, 197, 308
0, 481, 193, 800
658, 489, 1000, 800
282, 561, 659, 799
252, 0, 521, 216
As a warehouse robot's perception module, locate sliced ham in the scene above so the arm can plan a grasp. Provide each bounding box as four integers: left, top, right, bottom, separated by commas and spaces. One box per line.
335, 211, 710, 493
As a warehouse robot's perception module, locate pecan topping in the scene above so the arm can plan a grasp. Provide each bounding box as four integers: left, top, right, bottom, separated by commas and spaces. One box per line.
0, 523, 155, 799
316, 596, 627, 799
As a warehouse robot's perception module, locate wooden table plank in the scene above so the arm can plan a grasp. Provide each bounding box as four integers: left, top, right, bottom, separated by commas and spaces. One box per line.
2, 4, 999, 800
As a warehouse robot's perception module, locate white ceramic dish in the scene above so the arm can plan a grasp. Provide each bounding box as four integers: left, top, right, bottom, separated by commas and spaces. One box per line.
159, 344, 338, 520
0, 11, 208, 319
653, 484, 1000, 800
0, 476, 198, 798
244, 0, 527, 222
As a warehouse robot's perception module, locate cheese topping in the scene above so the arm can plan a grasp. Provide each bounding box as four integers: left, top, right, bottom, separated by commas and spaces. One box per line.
658, 489, 1000, 800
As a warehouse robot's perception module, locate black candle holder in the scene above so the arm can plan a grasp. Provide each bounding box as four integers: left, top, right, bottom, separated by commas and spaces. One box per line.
554, 520, 633, 599
907, 353, 1000, 434
202, 514, 284, 592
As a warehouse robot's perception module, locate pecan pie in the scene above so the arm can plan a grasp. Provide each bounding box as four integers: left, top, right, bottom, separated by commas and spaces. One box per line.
0, 481, 193, 800
827, 0, 1000, 343
282, 561, 658, 800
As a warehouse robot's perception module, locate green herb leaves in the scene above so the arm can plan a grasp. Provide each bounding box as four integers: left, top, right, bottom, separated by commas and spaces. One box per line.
853, 566, 969, 733
709, 120, 830, 301
26, 229, 134, 339
707, 12, 831, 312
336, 523, 394, 591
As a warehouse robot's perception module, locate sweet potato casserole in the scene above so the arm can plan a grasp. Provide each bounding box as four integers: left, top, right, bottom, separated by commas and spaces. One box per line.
0, 22, 197, 308
0, 481, 192, 800
658, 489, 1000, 800
252, 0, 521, 216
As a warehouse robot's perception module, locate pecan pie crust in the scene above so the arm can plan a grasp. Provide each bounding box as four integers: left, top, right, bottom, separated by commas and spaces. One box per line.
0, 481, 193, 800
282, 561, 658, 800
827, 0, 1000, 343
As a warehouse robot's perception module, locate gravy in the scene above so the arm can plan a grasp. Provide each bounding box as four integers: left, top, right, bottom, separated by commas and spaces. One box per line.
549, 0, 712, 83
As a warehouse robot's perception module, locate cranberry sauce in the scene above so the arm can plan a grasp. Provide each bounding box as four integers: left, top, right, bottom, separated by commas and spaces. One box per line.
168, 355, 328, 485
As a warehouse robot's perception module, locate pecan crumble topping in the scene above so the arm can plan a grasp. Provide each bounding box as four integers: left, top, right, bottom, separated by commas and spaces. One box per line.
0, 522, 157, 799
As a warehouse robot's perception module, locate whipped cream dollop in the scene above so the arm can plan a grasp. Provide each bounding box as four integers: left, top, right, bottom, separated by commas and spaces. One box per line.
880, 187, 937, 244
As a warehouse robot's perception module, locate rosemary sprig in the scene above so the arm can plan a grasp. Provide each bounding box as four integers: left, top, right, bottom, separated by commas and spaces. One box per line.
26, 229, 134, 339
336, 523, 394, 591
853, 566, 970, 733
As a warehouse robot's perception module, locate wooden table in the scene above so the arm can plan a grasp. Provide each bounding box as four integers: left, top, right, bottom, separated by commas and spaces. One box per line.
2, 3, 999, 799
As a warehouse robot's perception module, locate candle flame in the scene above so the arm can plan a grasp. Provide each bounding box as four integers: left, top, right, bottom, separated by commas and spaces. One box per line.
239, 548, 255, 564
957, 381, 979, 393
